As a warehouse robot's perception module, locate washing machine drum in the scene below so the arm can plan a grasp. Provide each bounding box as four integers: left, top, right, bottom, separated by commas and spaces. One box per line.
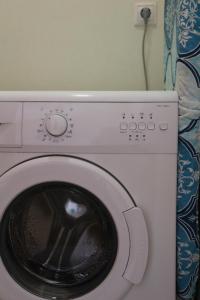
0, 156, 148, 300
1, 182, 118, 299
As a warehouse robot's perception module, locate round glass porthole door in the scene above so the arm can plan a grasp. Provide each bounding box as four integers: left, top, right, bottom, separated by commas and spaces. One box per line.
0, 182, 118, 300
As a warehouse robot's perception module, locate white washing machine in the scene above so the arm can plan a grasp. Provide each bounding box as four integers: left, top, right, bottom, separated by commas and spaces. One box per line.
0, 91, 178, 300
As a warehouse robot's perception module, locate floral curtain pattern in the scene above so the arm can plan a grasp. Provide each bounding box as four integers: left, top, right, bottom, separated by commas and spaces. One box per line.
164, 0, 200, 299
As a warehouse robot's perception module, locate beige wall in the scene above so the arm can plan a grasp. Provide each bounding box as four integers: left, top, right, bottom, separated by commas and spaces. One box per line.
0, 0, 164, 91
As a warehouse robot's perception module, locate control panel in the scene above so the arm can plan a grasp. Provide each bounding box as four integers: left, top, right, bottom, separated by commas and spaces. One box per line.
119, 110, 169, 142
22, 102, 178, 154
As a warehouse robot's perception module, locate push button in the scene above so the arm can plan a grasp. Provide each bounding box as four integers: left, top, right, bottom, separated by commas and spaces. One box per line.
129, 122, 137, 130
120, 122, 128, 131
147, 122, 155, 130
159, 123, 168, 131
138, 122, 146, 130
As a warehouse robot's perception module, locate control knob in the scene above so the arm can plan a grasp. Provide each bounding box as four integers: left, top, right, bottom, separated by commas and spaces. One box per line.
45, 114, 68, 137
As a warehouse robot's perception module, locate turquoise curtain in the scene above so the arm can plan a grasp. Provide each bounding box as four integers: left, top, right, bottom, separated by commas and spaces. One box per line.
164, 0, 200, 299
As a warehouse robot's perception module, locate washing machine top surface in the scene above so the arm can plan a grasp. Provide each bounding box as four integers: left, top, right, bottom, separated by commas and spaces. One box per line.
0, 90, 178, 102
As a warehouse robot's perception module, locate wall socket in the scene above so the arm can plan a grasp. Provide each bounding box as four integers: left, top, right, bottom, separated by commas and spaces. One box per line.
135, 2, 157, 26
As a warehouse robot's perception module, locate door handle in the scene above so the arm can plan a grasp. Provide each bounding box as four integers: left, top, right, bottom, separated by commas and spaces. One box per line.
123, 207, 149, 285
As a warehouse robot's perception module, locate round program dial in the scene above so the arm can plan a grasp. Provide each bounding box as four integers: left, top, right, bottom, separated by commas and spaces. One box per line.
45, 114, 68, 137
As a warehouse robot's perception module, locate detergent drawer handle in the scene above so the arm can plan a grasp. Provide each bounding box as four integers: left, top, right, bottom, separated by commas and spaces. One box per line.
123, 207, 149, 285
0, 122, 11, 126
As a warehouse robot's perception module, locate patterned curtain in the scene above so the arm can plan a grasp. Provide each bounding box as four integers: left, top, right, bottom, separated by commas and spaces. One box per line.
164, 1, 200, 300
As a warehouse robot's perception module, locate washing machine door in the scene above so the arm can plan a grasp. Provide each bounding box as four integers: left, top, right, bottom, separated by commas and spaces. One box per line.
0, 156, 148, 300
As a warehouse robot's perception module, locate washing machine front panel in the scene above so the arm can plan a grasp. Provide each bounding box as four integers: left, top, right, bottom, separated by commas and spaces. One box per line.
0, 156, 148, 300
0, 91, 177, 300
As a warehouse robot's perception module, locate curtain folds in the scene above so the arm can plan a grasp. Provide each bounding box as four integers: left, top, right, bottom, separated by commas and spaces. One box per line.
164, 0, 200, 299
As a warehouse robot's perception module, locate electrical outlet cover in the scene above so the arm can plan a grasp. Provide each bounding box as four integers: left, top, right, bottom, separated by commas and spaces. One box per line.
135, 2, 157, 26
